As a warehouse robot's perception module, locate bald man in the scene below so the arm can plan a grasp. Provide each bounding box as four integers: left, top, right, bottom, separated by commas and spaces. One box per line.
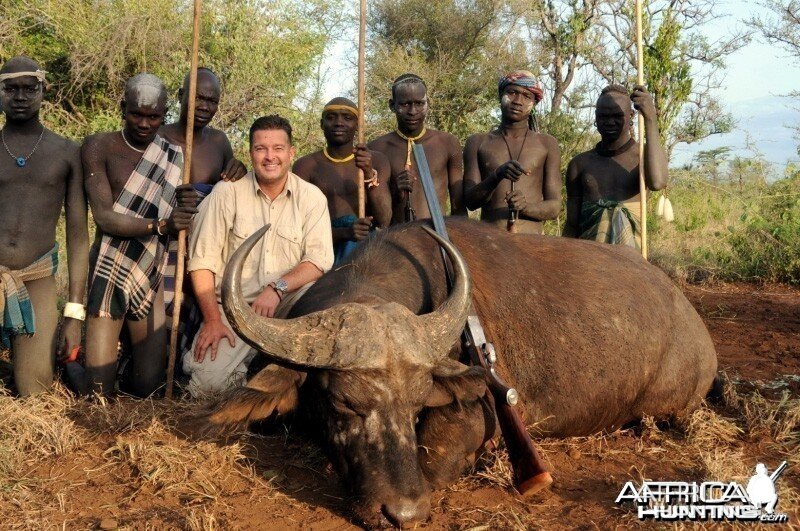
293, 97, 391, 265
0, 56, 89, 396
564, 85, 668, 247
82, 74, 198, 397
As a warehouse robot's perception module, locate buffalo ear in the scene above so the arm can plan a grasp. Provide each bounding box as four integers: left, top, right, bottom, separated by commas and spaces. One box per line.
205, 364, 306, 427
424, 358, 486, 408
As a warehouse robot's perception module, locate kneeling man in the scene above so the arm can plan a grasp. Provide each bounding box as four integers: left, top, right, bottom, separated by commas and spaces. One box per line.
184, 115, 333, 397
83, 74, 198, 397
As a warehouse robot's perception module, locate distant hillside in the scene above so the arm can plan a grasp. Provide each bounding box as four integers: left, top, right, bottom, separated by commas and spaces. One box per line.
671, 95, 800, 178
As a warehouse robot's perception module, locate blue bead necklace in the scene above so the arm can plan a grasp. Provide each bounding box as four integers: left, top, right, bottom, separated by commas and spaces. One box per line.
2, 126, 45, 167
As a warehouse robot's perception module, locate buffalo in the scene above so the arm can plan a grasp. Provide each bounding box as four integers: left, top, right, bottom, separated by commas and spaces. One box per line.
205, 217, 717, 528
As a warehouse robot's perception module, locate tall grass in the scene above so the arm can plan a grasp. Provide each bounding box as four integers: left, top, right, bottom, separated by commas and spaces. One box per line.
650, 168, 800, 284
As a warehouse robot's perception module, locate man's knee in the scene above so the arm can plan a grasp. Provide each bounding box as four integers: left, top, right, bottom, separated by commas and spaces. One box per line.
188, 366, 245, 398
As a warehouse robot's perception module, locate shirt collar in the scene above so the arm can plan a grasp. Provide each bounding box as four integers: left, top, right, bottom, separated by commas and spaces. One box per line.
250, 171, 296, 199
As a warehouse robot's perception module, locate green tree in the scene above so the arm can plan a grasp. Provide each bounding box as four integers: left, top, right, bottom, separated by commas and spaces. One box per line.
0, 0, 337, 154
591, 0, 747, 159
366, 0, 523, 140
694, 146, 731, 185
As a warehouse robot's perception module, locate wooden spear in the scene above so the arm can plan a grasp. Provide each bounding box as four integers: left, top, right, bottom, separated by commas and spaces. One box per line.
357, 0, 367, 218
166, 0, 202, 399
635, 0, 648, 259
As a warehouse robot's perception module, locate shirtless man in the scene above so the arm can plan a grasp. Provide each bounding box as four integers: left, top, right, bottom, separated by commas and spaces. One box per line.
463, 71, 561, 234
563, 85, 668, 247
82, 74, 197, 397
369, 74, 465, 223
293, 97, 391, 265
159, 67, 247, 195
159, 67, 246, 358
0, 56, 89, 396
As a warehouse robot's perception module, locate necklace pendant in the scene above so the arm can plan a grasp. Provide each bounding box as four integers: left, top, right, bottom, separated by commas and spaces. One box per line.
16, 157, 26, 167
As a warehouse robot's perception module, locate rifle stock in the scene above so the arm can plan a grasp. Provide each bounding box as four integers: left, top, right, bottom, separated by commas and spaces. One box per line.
466, 342, 552, 496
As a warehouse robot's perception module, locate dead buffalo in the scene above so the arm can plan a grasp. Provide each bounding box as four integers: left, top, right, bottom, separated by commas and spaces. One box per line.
206, 217, 717, 528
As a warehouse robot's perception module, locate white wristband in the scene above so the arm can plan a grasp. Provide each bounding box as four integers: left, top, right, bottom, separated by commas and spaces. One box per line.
63, 302, 86, 322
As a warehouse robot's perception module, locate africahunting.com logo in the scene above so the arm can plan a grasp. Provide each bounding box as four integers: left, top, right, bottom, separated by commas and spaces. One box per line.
615, 461, 789, 523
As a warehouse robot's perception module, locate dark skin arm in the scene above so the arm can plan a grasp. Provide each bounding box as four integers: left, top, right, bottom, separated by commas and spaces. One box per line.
61, 142, 90, 358
463, 134, 499, 210
563, 158, 582, 238
82, 137, 198, 237
219, 133, 248, 181
507, 135, 561, 221
361, 146, 392, 231
631, 85, 668, 191
447, 135, 466, 215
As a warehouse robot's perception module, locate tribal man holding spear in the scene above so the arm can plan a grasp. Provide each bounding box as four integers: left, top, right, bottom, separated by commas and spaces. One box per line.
293, 98, 391, 265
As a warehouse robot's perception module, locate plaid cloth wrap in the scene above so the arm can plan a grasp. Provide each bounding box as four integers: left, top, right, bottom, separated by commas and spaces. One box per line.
579, 199, 640, 249
1, 244, 59, 347
164, 183, 213, 358
87, 135, 183, 320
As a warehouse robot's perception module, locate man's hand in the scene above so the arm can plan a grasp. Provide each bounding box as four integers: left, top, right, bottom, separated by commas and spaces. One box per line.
194, 319, 237, 363
176, 183, 199, 208
495, 160, 529, 182
351, 216, 373, 241
252, 286, 281, 318
631, 85, 657, 121
505, 190, 528, 212
166, 206, 199, 235
58, 318, 82, 363
221, 158, 248, 182
397, 168, 415, 193
354, 144, 373, 175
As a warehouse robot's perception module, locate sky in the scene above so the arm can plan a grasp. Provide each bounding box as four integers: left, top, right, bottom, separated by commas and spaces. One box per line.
670, 0, 800, 173
322, 0, 800, 175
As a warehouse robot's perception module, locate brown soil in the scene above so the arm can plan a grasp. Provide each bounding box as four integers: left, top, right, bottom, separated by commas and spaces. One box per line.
2, 283, 799, 530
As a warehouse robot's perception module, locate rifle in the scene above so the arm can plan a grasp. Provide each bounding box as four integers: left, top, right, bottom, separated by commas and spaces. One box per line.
411, 143, 552, 496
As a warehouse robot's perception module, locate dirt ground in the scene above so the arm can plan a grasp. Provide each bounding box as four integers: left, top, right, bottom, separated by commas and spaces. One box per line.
1, 282, 799, 530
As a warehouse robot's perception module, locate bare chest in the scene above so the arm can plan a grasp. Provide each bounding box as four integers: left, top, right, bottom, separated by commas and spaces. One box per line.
477, 135, 549, 176
578, 152, 640, 200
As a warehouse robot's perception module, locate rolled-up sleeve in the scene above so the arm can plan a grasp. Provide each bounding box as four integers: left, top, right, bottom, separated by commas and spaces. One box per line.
188, 183, 233, 276
300, 188, 334, 274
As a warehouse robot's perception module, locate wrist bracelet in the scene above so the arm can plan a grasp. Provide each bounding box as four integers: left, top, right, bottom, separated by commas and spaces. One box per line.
156, 219, 166, 236
63, 302, 86, 322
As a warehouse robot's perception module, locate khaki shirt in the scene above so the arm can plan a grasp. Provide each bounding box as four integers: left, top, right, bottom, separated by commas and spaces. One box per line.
188, 171, 334, 301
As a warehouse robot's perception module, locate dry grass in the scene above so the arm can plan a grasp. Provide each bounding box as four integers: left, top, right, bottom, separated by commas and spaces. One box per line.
0, 384, 272, 530
1, 373, 799, 529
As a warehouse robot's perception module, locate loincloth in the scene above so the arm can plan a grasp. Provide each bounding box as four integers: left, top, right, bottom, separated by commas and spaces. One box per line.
1, 244, 58, 347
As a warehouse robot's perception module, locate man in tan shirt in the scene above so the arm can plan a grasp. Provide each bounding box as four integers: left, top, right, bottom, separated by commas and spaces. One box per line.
184, 115, 333, 397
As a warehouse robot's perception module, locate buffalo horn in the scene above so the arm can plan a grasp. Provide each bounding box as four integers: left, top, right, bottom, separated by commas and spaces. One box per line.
414, 226, 472, 362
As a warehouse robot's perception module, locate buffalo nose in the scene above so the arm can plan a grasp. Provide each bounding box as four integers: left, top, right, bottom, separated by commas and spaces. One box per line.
383, 496, 430, 526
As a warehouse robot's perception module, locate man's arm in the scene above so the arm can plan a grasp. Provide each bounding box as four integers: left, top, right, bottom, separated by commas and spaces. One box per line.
446, 134, 466, 215
366, 150, 392, 228
219, 132, 247, 182
518, 136, 561, 222
462, 134, 496, 211
188, 185, 237, 362
563, 158, 582, 238
631, 86, 668, 191
82, 136, 197, 237
251, 191, 332, 318
60, 141, 90, 357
